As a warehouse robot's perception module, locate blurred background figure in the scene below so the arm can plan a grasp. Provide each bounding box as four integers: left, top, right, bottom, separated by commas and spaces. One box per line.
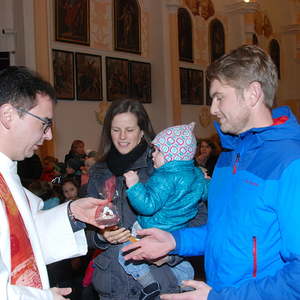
62, 178, 80, 202
195, 138, 220, 177
40, 155, 62, 182
64, 140, 87, 185
17, 152, 43, 188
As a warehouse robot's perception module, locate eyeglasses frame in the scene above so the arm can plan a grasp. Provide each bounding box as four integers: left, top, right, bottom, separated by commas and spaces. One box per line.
15, 107, 53, 134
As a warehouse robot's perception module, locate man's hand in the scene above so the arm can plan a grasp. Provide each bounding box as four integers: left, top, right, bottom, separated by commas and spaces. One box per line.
50, 287, 72, 300
122, 228, 176, 261
70, 197, 109, 228
160, 281, 212, 300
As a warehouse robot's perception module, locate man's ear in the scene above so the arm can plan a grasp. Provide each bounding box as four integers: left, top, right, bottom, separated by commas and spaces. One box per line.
247, 81, 263, 107
0, 104, 15, 129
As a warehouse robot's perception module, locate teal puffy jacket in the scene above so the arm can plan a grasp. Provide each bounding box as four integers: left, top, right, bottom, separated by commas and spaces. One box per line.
127, 160, 208, 232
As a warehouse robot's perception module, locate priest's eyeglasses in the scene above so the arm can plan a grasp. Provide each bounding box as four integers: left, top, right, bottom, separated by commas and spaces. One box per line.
16, 107, 53, 134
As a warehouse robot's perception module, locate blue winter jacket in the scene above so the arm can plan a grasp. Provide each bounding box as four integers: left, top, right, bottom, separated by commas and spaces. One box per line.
127, 160, 208, 232
172, 106, 300, 299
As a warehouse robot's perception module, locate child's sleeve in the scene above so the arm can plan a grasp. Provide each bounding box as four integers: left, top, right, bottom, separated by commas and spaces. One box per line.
126, 173, 172, 215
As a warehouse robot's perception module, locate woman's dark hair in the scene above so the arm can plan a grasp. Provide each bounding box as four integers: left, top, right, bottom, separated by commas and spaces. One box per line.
197, 138, 217, 157
61, 177, 80, 190
70, 140, 85, 152
98, 99, 155, 161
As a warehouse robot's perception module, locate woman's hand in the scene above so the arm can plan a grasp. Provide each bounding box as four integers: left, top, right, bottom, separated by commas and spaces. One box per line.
102, 226, 131, 244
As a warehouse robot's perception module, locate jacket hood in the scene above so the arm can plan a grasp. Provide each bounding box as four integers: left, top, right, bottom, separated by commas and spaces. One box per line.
215, 106, 300, 151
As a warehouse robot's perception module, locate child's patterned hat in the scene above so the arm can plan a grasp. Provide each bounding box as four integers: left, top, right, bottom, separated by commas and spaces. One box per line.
152, 122, 197, 162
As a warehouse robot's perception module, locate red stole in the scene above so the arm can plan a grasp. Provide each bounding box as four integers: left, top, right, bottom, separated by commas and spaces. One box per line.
0, 172, 42, 288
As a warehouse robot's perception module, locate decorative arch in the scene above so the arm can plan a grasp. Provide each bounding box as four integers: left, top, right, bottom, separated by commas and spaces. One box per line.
178, 7, 193, 62
209, 18, 225, 63
269, 39, 280, 79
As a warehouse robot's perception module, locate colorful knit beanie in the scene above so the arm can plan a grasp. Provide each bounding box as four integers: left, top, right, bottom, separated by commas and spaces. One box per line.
152, 122, 197, 162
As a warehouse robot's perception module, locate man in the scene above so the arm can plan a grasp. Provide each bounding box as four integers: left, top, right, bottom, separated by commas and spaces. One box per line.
0, 66, 106, 300
123, 45, 300, 299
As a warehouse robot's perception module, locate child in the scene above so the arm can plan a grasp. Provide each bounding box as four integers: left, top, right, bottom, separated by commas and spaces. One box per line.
40, 155, 61, 182
120, 122, 209, 299
62, 178, 80, 201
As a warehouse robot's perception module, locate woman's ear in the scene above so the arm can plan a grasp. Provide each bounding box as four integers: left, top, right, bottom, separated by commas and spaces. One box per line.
0, 104, 14, 129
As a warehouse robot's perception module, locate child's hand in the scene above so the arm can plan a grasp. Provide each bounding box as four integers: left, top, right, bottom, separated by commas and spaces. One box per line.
123, 170, 139, 188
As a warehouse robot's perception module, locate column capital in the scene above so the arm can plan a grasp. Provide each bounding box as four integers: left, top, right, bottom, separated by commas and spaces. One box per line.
165, 0, 181, 13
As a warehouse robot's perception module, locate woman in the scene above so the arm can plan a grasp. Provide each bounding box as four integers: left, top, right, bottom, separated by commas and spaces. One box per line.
86, 99, 201, 300
195, 138, 219, 177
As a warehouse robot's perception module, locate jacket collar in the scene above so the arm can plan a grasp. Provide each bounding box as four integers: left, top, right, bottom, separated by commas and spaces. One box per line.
215, 106, 300, 152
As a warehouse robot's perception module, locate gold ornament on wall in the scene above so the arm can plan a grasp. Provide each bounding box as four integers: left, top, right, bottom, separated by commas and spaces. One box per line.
255, 11, 273, 38
200, 0, 215, 20
184, 0, 214, 20
198, 106, 211, 128
184, 0, 200, 16
96, 101, 110, 125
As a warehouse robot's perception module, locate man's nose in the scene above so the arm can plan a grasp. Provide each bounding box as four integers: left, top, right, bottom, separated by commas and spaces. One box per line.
210, 98, 218, 116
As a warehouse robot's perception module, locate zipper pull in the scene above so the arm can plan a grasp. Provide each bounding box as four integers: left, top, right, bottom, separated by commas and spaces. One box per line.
233, 153, 240, 174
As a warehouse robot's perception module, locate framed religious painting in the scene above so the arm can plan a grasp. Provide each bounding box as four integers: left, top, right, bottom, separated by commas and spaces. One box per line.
209, 18, 225, 63
52, 50, 75, 100
114, 0, 141, 54
180, 68, 204, 105
129, 61, 151, 103
106, 57, 129, 101
55, 0, 90, 45
178, 8, 193, 62
180, 68, 190, 104
189, 69, 204, 105
75, 53, 102, 101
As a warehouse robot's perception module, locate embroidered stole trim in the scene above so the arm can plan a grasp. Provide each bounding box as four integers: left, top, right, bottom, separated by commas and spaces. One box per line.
0, 172, 42, 288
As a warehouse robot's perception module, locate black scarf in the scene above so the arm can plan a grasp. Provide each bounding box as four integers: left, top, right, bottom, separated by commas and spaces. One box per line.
106, 140, 148, 176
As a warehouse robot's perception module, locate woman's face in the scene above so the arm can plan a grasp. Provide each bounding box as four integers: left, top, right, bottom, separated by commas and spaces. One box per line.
73, 143, 85, 155
200, 141, 212, 157
111, 112, 144, 154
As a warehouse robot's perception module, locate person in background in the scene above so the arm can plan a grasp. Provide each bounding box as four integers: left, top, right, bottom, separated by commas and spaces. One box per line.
81, 156, 97, 186
17, 152, 43, 188
64, 140, 87, 179
86, 99, 207, 300
62, 178, 80, 202
40, 155, 61, 182
0, 66, 107, 300
79, 155, 97, 198
28, 180, 61, 210
195, 138, 219, 177
119, 122, 208, 298
122, 45, 300, 300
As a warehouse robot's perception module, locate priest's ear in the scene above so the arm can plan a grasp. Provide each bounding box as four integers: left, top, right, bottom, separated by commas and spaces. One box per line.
0, 103, 15, 129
